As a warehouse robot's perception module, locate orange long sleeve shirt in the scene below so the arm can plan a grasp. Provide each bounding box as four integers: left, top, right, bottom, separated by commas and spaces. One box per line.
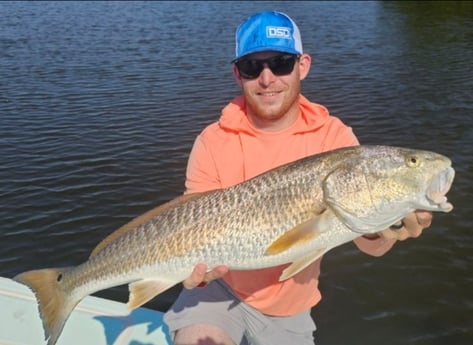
185, 94, 395, 316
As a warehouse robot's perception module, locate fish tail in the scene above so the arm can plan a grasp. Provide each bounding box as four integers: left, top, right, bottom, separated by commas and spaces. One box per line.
14, 268, 81, 345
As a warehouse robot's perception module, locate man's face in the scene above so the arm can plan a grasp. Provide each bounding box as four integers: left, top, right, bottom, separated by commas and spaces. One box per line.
233, 51, 311, 127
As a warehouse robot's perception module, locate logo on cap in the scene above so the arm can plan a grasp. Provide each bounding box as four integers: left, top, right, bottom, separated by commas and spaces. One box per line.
233, 11, 303, 61
266, 26, 291, 39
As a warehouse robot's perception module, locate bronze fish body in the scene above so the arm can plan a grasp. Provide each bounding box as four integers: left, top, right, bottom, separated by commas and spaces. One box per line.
14, 145, 455, 345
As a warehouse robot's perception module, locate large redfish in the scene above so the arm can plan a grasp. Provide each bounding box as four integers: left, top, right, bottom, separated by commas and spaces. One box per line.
14, 145, 455, 345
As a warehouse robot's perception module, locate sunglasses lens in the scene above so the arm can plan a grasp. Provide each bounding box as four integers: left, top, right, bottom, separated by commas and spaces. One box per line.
236, 59, 263, 79
237, 55, 297, 79
269, 55, 297, 76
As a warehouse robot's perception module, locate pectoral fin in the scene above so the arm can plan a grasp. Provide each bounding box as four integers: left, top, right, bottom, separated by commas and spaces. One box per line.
128, 279, 178, 310
279, 248, 328, 281
265, 218, 322, 255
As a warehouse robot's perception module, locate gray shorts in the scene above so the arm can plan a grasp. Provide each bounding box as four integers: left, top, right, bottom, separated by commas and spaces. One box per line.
163, 279, 316, 345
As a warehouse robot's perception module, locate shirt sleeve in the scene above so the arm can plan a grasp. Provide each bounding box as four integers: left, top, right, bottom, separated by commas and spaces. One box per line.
318, 115, 360, 152
184, 135, 221, 194
331, 121, 360, 149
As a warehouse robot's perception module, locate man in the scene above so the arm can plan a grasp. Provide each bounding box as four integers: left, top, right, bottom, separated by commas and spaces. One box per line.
164, 11, 432, 345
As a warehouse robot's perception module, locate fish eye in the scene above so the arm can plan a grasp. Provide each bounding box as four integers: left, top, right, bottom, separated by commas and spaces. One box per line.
406, 155, 419, 167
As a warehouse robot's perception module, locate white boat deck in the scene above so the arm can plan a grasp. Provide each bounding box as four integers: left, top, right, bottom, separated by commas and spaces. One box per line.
0, 277, 171, 345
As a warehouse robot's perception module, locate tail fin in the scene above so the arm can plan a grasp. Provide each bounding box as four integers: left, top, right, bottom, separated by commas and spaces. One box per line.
14, 268, 82, 345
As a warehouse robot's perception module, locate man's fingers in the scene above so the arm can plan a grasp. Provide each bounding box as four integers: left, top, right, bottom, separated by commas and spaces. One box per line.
205, 265, 229, 281
380, 211, 434, 241
182, 264, 229, 290
380, 227, 409, 240
415, 210, 433, 228
182, 263, 208, 289
402, 213, 423, 238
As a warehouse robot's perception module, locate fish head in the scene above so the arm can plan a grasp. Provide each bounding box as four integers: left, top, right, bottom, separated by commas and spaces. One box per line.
323, 146, 455, 234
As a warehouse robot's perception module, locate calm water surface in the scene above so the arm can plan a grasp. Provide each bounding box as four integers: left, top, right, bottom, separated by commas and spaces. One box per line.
0, 2, 472, 344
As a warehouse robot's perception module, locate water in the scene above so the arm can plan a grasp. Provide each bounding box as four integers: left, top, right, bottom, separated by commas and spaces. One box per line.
1, 1, 472, 344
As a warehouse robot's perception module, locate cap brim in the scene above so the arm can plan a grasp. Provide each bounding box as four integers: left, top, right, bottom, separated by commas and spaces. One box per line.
232, 46, 301, 62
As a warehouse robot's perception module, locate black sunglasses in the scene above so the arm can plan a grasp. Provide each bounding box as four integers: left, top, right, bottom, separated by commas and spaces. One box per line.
235, 54, 299, 80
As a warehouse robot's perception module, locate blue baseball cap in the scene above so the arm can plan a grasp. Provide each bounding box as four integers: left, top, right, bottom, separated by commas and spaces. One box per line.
233, 11, 303, 62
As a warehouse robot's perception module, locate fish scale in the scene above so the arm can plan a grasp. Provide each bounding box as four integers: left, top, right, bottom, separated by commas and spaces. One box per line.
14, 145, 455, 345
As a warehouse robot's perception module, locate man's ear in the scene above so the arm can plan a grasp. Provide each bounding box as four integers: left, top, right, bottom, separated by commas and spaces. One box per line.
298, 54, 312, 81
233, 64, 243, 86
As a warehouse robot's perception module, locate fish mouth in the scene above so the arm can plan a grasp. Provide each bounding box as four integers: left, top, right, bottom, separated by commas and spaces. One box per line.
425, 166, 455, 212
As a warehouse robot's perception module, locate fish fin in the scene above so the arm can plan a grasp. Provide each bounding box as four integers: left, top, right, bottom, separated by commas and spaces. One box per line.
265, 218, 321, 255
127, 279, 178, 310
90, 192, 209, 258
279, 248, 328, 281
14, 268, 81, 345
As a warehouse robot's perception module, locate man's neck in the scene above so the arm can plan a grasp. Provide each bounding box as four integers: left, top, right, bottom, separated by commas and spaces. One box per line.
247, 108, 300, 133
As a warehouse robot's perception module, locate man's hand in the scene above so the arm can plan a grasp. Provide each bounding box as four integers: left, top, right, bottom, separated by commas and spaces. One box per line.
182, 263, 229, 289
380, 210, 433, 241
